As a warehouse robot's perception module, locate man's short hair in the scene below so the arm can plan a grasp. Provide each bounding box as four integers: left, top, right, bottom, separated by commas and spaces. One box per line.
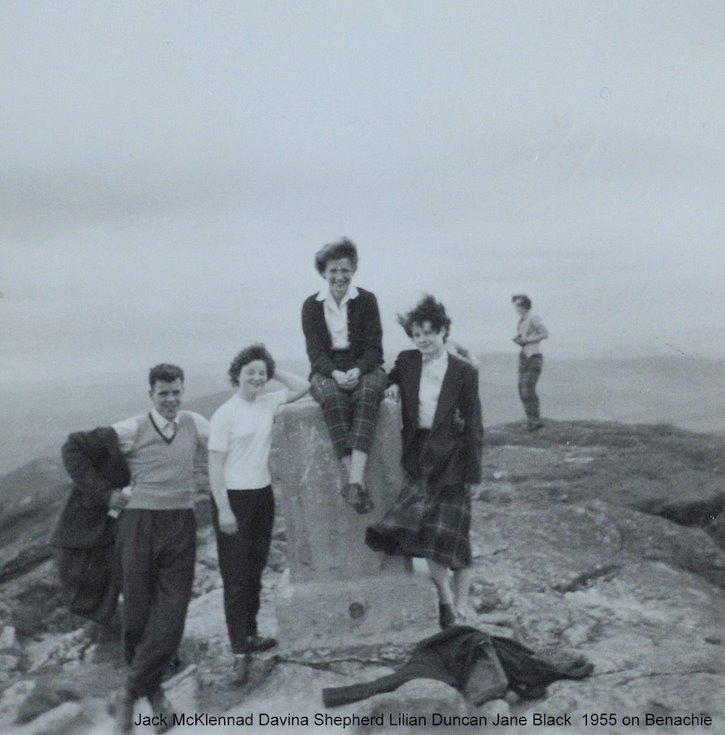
314, 237, 359, 274
228, 343, 276, 386
398, 294, 451, 340
148, 363, 185, 388
512, 294, 532, 310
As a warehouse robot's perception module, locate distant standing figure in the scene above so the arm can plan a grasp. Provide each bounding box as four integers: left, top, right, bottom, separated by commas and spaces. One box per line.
366, 295, 483, 629
208, 345, 309, 672
512, 294, 548, 431
301, 237, 387, 514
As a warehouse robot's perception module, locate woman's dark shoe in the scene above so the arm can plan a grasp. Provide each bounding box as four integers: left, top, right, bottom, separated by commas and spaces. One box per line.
527, 420, 545, 432
342, 483, 375, 514
438, 603, 457, 629
241, 634, 278, 653
341, 481, 359, 508
354, 486, 374, 514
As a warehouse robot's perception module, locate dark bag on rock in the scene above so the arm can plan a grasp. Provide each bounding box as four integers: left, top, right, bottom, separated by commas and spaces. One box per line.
322, 625, 593, 708
462, 639, 509, 705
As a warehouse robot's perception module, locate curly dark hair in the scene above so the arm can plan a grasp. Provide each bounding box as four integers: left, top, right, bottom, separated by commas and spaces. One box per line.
314, 237, 359, 275
228, 344, 276, 386
397, 294, 451, 340
148, 363, 185, 388
512, 294, 532, 310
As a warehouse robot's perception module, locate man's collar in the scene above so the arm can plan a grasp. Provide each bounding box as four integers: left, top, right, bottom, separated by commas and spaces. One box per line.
150, 407, 179, 427
316, 285, 359, 304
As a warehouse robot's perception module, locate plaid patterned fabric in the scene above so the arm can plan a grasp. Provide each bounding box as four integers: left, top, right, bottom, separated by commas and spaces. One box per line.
518, 353, 543, 421
366, 473, 472, 570
311, 368, 387, 458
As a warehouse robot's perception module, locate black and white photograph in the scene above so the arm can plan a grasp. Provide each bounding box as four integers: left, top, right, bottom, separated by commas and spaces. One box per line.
1, 2, 724, 734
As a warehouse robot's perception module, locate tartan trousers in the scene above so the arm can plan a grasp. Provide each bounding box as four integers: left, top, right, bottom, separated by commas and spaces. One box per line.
310, 368, 387, 458
518, 353, 543, 421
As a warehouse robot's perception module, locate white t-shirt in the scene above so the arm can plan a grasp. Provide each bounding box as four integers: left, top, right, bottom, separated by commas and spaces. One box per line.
208, 390, 287, 490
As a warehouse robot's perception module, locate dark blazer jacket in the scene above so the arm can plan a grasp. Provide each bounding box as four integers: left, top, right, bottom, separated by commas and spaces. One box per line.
301, 286, 384, 378
322, 625, 593, 707
50, 427, 130, 549
51, 427, 130, 622
389, 349, 483, 487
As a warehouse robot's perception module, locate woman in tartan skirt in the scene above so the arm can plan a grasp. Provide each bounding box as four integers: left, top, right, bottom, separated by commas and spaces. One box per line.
365, 295, 483, 629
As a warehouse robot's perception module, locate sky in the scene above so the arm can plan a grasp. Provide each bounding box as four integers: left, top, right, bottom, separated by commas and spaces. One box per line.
2, 0, 724, 385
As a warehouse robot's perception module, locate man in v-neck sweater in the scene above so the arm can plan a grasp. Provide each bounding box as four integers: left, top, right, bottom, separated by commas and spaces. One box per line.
109, 363, 209, 734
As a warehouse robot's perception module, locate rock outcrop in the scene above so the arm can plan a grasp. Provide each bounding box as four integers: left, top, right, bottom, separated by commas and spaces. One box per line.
0, 418, 724, 734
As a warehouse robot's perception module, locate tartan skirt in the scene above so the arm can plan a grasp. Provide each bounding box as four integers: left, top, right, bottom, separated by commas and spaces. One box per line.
365, 472, 472, 570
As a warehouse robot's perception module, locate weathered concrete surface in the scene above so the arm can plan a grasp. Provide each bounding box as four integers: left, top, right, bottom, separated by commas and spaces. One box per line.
272, 399, 437, 647
272, 399, 409, 582
276, 571, 435, 649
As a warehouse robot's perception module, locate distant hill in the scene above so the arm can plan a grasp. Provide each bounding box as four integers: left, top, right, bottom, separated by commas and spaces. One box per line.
2, 355, 724, 476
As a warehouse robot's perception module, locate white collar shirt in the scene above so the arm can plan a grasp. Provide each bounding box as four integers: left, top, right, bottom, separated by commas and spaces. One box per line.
418, 349, 449, 428
317, 285, 359, 350
150, 408, 179, 439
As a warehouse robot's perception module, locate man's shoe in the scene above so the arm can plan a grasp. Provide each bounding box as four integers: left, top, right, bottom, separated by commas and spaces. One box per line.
108, 688, 136, 735
232, 653, 251, 685
241, 634, 278, 653
147, 688, 175, 734
527, 420, 545, 432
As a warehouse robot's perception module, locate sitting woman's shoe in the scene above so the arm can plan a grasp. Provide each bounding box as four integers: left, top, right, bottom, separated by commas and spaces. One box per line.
342, 482, 361, 508
438, 603, 457, 629
342, 483, 375, 514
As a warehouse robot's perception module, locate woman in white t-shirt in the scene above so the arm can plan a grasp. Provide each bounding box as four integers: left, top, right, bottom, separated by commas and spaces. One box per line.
208, 344, 309, 665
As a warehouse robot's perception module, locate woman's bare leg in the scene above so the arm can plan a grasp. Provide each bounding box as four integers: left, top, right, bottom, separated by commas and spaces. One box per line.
452, 567, 473, 621
426, 559, 454, 605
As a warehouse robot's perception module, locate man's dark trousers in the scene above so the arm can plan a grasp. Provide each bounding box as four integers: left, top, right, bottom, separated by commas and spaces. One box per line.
115, 508, 196, 697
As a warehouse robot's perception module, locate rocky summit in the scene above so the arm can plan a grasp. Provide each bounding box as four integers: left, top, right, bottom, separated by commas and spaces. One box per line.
0, 419, 723, 735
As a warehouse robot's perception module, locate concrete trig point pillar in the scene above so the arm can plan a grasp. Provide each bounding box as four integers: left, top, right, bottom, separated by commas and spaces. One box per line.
272, 398, 437, 650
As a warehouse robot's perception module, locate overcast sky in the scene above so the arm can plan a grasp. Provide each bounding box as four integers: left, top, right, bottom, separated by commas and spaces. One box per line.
2, 1, 724, 384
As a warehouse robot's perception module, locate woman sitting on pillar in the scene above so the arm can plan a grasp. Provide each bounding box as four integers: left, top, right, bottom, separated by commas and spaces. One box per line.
301, 237, 387, 514
208, 344, 309, 669
366, 295, 483, 629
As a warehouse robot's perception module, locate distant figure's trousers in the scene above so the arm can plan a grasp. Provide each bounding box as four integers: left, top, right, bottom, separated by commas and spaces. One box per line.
310, 363, 387, 459
115, 509, 196, 697
211, 486, 274, 653
518, 354, 543, 422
